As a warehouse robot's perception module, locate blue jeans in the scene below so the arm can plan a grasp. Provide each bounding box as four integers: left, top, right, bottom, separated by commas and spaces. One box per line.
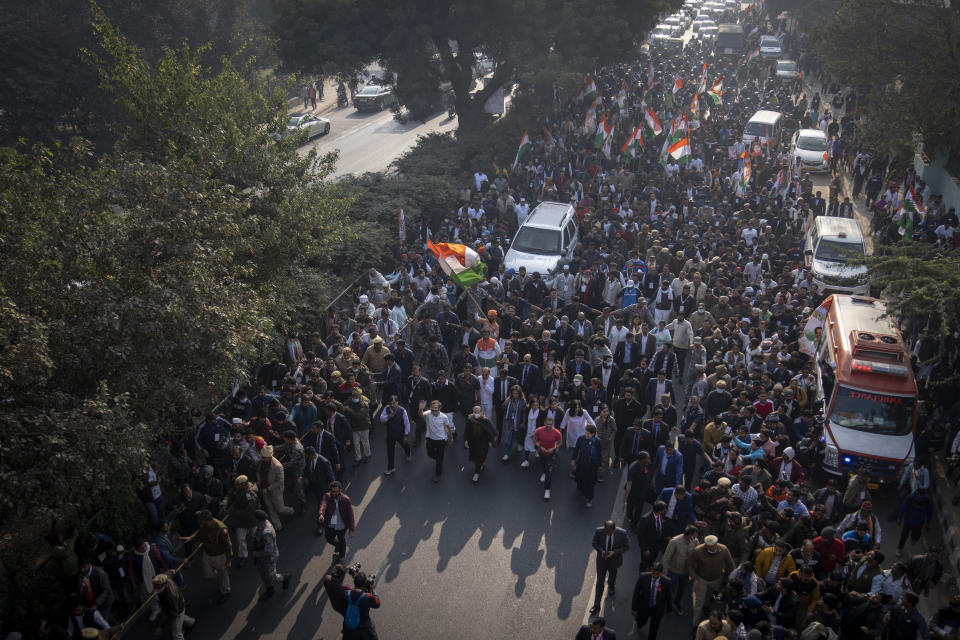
502, 428, 517, 457
540, 453, 556, 490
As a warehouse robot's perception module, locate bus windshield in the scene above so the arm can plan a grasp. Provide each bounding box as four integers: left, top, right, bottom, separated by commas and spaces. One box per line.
830, 386, 914, 435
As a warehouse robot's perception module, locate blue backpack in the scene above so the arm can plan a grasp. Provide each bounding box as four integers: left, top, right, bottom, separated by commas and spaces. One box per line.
344, 589, 362, 630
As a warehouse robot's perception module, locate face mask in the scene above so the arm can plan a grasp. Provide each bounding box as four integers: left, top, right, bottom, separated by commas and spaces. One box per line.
603, 362, 612, 368
473, 412, 481, 418
352, 398, 360, 403
574, 380, 581, 386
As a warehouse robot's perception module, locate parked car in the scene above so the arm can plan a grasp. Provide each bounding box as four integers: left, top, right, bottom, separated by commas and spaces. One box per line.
284, 114, 330, 140
759, 35, 783, 58
353, 84, 397, 111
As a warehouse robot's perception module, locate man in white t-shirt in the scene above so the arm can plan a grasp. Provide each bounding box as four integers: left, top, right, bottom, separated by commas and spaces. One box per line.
419, 400, 453, 482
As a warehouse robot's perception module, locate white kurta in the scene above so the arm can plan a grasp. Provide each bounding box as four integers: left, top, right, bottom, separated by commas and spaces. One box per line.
524, 408, 541, 452
560, 411, 596, 449
478, 375, 495, 419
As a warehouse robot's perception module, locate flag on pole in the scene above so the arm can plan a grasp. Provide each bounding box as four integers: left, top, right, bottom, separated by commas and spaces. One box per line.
584, 96, 600, 133
428, 239, 486, 287
543, 126, 555, 148
673, 74, 684, 94
895, 184, 925, 240
746, 48, 759, 65
512, 131, 532, 170
708, 76, 723, 104
398, 207, 406, 242
601, 120, 616, 159
643, 105, 663, 135
620, 124, 644, 160
594, 114, 612, 149
668, 137, 691, 163
741, 157, 752, 186
698, 62, 708, 93
646, 61, 655, 88
583, 76, 598, 103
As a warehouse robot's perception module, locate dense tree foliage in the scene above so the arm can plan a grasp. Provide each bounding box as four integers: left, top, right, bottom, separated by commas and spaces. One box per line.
813, 0, 960, 160
270, 0, 678, 129
0, 12, 352, 532
0, 0, 273, 145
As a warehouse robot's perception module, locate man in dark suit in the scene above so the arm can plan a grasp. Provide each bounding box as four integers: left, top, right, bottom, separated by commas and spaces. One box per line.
636, 324, 658, 361
637, 501, 671, 570
644, 370, 674, 409
590, 520, 630, 614
566, 349, 593, 382
614, 332, 641, 370
657, 485, 697, 535
303, 446, 335, 507
643, 406, 671, 457
757, 577, 799, 627
631, 562, 672, 640
513, 352, 542, 398
620, 418, 653, 467
575, 617, 616, 640
492, 364, 518, 442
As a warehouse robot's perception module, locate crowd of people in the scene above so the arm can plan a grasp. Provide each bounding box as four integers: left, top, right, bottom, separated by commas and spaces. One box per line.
26, 6, 960, 640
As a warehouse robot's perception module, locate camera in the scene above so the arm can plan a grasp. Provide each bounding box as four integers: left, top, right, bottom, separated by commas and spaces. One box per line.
347, 562, 376, 589
347, 562, 362, 576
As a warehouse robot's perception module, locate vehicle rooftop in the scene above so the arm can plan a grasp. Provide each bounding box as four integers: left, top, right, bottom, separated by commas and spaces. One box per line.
525, 202, 573, 227
813, 216, 863, 242
748, 110, 782, 123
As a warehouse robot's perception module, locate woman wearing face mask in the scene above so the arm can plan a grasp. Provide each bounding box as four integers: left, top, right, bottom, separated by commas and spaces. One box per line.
568, 373, 587, 406
572, 424, 603, 507
465, 406, 497, 483
501, 385, 526, 462
521, 397, 547, 469
543, 364, 569, 408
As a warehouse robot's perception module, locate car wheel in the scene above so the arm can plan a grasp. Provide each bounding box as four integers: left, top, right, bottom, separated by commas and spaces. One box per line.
324, 123, 330, 135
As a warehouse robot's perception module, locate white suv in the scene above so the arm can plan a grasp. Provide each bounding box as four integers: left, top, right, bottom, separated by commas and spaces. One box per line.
503, 202, 579, 284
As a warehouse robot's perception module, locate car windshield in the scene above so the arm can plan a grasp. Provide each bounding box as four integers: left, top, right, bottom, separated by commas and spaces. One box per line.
797, 135, 827, 151
511, 227, 561, 254
761, 37, 779, 47
815, 239, 864, 262
778, 61, 797, 72
654, 26, 672, 35
288, 116, 305, 126
830, 386, 914, 435
358, 87, 381, 96
745, 121, 768, 136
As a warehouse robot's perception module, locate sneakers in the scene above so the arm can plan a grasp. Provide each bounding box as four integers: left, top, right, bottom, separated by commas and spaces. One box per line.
586, 501, 593, 508
544, 489, 551, 500
597, 475, 606, 483
896, 548, 903, 557
568, 471, 576, 479
539, 473, 546, 483
520, 460, 530, 469
432, 474, 441, 483
384, 467, 396, 476
501, 453, 509, 462
259, 587, 275, 602
472, 472, 480, 483
282, 574, 291, 590
405, 455, 412, 462
332, 552, 340, 564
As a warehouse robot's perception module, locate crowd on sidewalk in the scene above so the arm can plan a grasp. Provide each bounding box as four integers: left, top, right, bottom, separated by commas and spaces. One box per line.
26, 8, 960, 640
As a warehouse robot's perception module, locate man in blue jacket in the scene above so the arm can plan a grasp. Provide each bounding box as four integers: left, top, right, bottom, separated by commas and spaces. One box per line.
652, 441, 683, 493
657, 485, 696, 536
896, 488, 933, 557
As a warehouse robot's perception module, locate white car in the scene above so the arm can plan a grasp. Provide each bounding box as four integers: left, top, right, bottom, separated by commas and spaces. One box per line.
663, 16, 683, 35
700, 24, 718, 41
791, 128, 831, 172
775, 59, 800, 79
285, 114, 330, 140
651, 24, 674, 41
503, 202, 579, 283
759, 35, 783, 58
692, 16, 713, 31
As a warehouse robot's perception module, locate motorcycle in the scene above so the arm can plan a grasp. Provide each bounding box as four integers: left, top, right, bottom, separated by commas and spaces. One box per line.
337, 85, 348, 108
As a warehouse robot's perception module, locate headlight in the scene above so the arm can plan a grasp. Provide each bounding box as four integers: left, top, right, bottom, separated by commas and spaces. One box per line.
824, 444, 839, 468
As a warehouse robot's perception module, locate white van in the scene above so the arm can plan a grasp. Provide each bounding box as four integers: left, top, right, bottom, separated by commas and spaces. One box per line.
742, 109, 783, 153
503, 202, 579, 284
803, 216, 869, 295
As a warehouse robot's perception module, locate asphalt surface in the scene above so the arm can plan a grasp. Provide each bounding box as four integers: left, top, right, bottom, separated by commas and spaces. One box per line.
132, 418, 620, 640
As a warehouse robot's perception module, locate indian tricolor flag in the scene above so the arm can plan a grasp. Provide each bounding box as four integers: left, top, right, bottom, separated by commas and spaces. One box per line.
672, 74, 684, 94
708, 76, 723, 104
594, 114, 612, 149
698, 62, 708, 93
746, 48, 759, 65
398, 207, 406, 242
428, 239, 486, 287
601, 120, 616, 159
646, 62, 655, 88
643, 105, 663, 135
543, 126, 556, 148
896, 184, 925, 240
512, 131, 532, 170
668, 137, 691, 163
620, 124, 644, 160
583, 76, 598, 103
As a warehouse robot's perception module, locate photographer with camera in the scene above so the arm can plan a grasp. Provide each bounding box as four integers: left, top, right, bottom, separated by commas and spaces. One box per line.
322, 563, 381, 639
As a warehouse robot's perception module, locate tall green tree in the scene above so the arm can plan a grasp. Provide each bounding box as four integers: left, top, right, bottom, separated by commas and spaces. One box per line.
270, 0, 676, 129
814, 0, 960, 160
0, 9, 352, 529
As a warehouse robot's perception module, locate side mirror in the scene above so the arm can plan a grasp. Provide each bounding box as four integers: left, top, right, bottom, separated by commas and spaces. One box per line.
803, 250, 813, 268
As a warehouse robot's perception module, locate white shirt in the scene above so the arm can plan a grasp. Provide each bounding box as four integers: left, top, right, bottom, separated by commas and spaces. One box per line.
424, 411, 451, 441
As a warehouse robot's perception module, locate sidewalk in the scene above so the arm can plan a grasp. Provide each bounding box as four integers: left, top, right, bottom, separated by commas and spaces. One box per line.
287, 77, 345, 117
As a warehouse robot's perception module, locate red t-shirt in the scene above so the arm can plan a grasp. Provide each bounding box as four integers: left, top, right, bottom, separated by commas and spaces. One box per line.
534, 427, 563, 455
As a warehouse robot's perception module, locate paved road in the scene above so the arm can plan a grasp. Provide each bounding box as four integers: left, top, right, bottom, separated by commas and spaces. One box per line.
301, 105, 458, 179
140, 424, 619, 640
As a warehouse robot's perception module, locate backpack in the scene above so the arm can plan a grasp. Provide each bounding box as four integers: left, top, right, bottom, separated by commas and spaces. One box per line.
344, 589, 361, 630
